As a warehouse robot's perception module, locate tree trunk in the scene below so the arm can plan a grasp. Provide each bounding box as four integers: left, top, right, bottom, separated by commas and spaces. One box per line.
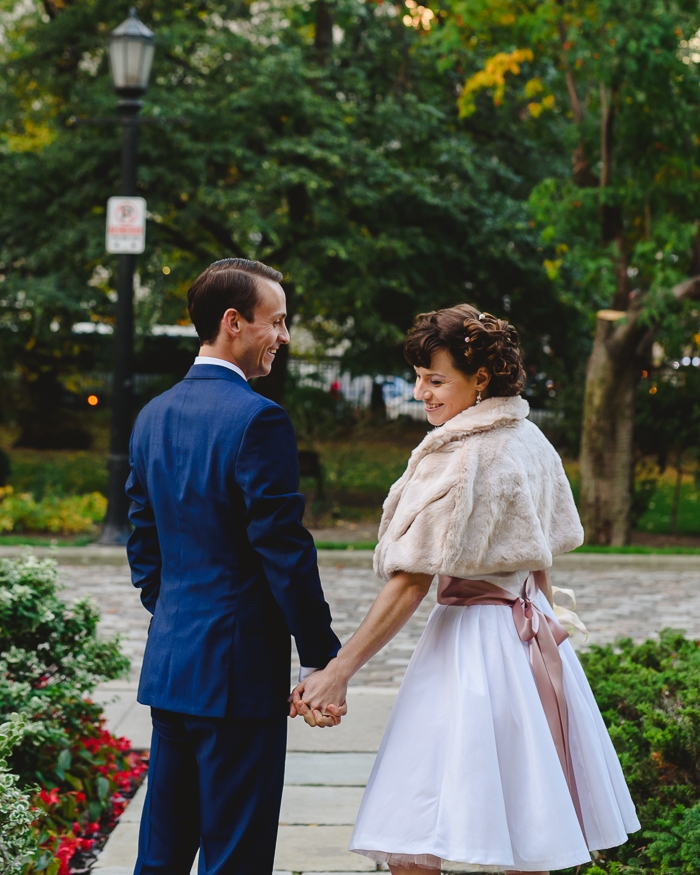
315, 0, 334, 59
579, 278, 700, 544
579, 310, 638, 545
670, 464, 684, 535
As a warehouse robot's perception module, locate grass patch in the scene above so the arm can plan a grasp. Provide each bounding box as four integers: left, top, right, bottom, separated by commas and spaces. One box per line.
0, 534, 96, 546
573, 545, 700, 555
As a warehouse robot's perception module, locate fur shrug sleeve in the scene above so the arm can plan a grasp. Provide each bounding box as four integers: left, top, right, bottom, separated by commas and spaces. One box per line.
373, 396, 584, 581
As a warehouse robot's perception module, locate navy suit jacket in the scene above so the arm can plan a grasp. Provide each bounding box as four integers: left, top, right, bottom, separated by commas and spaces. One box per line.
126, 364, 341, 718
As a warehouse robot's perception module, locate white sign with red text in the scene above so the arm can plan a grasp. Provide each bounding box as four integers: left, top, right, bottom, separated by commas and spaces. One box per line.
106, 197, 146, 254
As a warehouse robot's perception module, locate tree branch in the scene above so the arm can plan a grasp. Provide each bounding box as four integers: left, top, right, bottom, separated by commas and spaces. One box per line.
558, 21, 583, 124
671, 274, 700, 303
155, 222, 213, 263
606, 274, 700, 360
197, 216, 247, 259
599, 83, 612, 188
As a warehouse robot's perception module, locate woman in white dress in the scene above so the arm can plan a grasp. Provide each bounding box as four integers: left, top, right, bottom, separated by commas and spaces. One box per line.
292, 304, 640, 874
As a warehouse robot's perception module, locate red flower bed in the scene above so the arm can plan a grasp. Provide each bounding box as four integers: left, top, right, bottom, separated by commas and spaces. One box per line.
27, 721, 147, 875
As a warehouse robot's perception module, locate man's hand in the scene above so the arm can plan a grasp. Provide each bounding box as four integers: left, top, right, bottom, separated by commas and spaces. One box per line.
288, 684, 345, 728
290, 660, 349, 727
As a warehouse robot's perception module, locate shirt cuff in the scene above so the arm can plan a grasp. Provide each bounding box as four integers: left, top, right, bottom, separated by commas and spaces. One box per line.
299, 666, 320, 683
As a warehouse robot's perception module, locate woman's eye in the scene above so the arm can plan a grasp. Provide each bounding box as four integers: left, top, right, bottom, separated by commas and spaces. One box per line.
430, 380, 442, 386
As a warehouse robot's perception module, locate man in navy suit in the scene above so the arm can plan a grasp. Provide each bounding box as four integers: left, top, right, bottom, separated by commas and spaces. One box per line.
126, 258, 342, 874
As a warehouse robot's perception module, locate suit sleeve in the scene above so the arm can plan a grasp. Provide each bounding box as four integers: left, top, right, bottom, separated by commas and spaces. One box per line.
235, 403, 341, 669
126, 430, 162, 615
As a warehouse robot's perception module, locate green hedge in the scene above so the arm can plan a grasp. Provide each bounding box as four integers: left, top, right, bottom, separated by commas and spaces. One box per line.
557, 631, 700, 874
0, 555, 144, 874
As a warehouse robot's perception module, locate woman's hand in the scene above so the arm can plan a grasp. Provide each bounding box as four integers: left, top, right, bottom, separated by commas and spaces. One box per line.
291, 661, 349, 727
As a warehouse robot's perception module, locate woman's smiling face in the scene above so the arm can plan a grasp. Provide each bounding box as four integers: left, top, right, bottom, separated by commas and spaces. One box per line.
413, 348, 488, 426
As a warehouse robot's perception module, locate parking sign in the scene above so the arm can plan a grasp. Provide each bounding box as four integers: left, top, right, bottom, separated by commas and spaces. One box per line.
106, 196, 146, 254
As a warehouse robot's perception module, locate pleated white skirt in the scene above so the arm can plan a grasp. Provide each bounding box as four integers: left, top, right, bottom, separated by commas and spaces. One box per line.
349, 592, 640, 872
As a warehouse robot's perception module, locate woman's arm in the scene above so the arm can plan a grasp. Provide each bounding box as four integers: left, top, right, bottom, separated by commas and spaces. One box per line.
292, 571, 433, 724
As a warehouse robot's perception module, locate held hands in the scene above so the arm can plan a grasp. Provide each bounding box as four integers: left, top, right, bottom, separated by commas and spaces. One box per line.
289, 658, 349, 728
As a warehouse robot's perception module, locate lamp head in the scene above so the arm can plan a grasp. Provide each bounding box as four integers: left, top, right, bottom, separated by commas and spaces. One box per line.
109, 8, 155, 102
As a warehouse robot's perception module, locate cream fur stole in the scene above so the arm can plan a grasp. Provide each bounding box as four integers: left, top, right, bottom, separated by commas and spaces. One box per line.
373, 396, 584, 581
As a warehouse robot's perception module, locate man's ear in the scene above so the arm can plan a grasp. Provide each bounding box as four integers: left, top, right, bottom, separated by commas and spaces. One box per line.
221, 308, 242, 339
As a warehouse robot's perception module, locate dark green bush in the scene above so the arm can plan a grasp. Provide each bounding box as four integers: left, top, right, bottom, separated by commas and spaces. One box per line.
285, 384, 356, 442
0, 555, 140, 874
556, 631, 700, 874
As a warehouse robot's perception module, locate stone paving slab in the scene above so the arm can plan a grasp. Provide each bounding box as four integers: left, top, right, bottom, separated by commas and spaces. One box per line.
288, 689, 397, 753
280, 786, 365, 825
93, 683, 152, 750
93, 821, 139, 871
274, 827, 375, 872
285, 753, 376, 787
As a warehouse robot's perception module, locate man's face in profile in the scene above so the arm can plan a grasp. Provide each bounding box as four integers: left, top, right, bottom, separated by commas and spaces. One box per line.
236, 279, 290, 379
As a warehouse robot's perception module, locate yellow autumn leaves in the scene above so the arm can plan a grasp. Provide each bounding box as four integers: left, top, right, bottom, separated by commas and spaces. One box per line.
458, 48, 555, 119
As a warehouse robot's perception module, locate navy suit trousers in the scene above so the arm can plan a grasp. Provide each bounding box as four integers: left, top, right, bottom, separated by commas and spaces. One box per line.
134, 709, 287, 875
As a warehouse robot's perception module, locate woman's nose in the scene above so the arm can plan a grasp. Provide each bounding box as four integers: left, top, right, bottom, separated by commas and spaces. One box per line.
414, 381, 430, 400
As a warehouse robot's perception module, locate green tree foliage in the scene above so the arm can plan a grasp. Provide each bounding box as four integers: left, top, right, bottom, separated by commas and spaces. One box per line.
0, 0, 578, 406
432, 0, 700, 542
434, 0, 700, 318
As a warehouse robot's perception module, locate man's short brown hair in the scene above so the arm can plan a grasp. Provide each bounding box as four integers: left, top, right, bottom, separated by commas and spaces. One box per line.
187, 258, 283, 344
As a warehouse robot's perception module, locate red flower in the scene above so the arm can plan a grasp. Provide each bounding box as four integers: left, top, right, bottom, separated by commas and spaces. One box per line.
117, 736, 131, 752
75, 791, 86, 803
56, 835, 79, 875
38, 787, 60, 806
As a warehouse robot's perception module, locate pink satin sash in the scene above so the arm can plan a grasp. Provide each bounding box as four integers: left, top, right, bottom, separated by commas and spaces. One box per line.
437, 572, 586, 837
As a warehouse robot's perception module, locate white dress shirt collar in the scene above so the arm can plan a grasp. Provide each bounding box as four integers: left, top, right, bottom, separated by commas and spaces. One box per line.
193, 356, 247, 382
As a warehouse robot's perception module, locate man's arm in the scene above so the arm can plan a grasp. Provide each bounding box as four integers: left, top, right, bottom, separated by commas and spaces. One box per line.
126, 438, 162, 615
235, 403, 341, 670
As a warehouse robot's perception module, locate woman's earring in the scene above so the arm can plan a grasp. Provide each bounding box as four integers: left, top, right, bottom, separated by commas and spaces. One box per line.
476, 391, 482, 405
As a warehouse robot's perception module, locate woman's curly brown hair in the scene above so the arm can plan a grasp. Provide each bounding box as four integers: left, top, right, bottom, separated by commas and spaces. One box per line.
404, 303, 526, 397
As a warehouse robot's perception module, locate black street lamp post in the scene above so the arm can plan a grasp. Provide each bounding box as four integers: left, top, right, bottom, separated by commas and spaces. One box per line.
98, 9, 155, 545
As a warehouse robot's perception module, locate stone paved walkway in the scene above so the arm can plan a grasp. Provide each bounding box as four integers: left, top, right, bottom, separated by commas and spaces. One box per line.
39, 550, 700, 873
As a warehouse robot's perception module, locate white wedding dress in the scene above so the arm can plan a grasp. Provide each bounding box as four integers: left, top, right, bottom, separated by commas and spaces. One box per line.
349, 582, 640, 872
